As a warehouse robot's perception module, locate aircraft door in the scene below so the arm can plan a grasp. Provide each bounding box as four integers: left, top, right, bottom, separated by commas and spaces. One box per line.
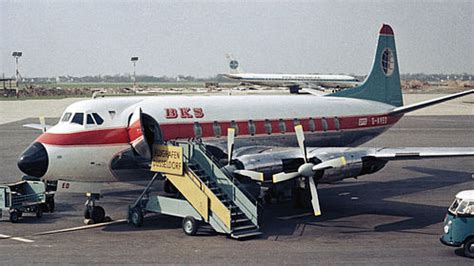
128, 107, 152, 160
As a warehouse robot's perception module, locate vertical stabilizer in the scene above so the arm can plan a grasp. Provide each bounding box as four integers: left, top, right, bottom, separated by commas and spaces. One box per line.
329, 24, 403, 107
226, 53, 244, 74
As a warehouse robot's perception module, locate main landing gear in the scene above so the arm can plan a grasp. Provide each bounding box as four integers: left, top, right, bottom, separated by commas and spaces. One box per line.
83, 192, 112, 225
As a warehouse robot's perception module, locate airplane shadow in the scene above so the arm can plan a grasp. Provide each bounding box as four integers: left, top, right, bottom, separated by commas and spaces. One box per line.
259, 166, 473, 239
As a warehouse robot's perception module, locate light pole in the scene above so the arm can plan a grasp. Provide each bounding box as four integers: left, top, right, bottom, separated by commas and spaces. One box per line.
131, 56, 139, 91
12, 51, 22, 98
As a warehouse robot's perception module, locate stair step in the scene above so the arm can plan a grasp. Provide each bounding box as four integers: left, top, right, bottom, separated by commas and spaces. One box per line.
231, 211, 244, 217
232, 224, 257, 232
232, 218, 250, 224
231, 229, 262, 239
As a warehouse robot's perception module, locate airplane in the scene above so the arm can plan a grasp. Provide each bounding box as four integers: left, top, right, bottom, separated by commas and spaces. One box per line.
17, 24, 474, 224
223, 54, 360, 93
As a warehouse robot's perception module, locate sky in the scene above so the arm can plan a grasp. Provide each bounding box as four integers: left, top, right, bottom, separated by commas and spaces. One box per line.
1, 0, 472, 78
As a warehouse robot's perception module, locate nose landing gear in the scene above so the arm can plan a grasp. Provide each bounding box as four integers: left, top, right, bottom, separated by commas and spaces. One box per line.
83, 193, 111, 224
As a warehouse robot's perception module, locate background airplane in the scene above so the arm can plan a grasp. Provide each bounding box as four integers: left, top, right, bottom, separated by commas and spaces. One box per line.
223, 53, 360, 93
18, 24, 473, 223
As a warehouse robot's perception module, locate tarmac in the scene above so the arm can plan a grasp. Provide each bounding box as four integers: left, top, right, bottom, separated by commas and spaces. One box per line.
0, 94, 473, 264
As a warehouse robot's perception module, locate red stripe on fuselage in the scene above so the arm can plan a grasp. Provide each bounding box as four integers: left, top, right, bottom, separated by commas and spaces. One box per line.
35, 114, 402, 146
37, 128, 130, 145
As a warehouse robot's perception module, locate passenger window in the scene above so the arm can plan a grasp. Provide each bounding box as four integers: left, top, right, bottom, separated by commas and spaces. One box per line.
213, 121, 221, 137
309, 118, 316, 132
321, 118, 328, 132
230, 120, 239, 136
293, 118, 300, 126
71, 113, 84, 125
334, 117, 340, 131
264, 119, 272, 134
93, 113, 104, 125
193, 122, 202, 138
279, 119, 286, 133
86, 114, 95, 125
61, 112, 72, 122
248, 120, 256, 136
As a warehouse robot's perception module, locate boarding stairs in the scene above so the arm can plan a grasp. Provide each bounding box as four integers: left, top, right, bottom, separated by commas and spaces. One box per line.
131, 141, 262, 239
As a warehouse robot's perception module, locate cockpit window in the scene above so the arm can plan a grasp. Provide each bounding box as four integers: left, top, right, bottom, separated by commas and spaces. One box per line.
71, 113, 84, 125
61, 112, 72, 122
86, 114, 95, 125
92, 113, 104, 125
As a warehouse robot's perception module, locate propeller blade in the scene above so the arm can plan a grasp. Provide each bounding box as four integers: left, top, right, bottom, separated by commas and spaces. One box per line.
39, 116, 46, 133
308, 176, 321, 216
234, 169, 264, 182
272, 171, 299, 183
227, 128, 235, 165
312, 156, 347, 171
294, 125, 307, 163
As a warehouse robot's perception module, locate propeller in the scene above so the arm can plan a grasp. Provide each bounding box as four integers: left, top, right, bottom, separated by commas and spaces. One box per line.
271, 125, 348, 216
226, 127, 263, 182
227, 128, 235, 166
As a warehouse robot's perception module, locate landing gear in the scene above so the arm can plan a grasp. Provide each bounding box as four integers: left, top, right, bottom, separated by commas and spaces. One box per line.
83, 193, 110, 224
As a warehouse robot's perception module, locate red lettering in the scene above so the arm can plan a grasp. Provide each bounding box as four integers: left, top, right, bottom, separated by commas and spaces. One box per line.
193, 108, 204, 118
180, 108, 193, 118
165, 108, 178, 119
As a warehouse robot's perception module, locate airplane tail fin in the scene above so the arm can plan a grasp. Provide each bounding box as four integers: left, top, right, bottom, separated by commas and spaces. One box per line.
226, 53, 244, 74
329, 24, 403, 107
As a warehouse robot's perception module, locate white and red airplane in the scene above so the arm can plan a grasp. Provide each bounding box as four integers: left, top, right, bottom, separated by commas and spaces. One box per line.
18, 24, 473, 221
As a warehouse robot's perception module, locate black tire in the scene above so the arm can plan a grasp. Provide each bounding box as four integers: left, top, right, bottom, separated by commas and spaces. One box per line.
182, 216, 198, 236
84, 208, 91, 219
10, 211, 19, 223
48, 200, 55, 213
464, 238, 474, 258
91, 206, 106, 224
129, 207, 143, 227
36, 207, 43, 218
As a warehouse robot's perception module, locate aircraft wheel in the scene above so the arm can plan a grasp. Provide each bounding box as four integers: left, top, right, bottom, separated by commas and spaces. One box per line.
46, 197, 55, 213
84, 208, 91, 219
91, 206, 106, 224
10, 211, 19, 223
464, 238, 474, 258
129, 207, 143, 227
182, 216, 198, 236
36, 206, 43, 218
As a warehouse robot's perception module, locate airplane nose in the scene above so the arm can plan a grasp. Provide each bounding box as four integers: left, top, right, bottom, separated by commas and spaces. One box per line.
17, 142, 49, 177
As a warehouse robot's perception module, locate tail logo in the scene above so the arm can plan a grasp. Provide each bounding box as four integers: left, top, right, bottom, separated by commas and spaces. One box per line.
229, 60, 239, 70
381, 48, 395, 77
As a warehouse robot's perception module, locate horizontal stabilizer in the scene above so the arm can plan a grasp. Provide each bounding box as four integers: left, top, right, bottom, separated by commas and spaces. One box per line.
23, 124, 52, 131
390, 89, 473, 115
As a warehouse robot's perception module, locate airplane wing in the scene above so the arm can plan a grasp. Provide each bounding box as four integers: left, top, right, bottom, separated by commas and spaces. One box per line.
366, 147, 474, 160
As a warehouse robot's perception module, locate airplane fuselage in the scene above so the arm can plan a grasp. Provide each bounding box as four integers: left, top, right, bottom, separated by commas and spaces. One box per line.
224, 73, 359, 89
22, 95, 401, 181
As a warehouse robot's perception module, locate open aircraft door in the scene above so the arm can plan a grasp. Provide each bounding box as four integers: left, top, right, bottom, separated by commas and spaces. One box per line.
128, 107, 152, 160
